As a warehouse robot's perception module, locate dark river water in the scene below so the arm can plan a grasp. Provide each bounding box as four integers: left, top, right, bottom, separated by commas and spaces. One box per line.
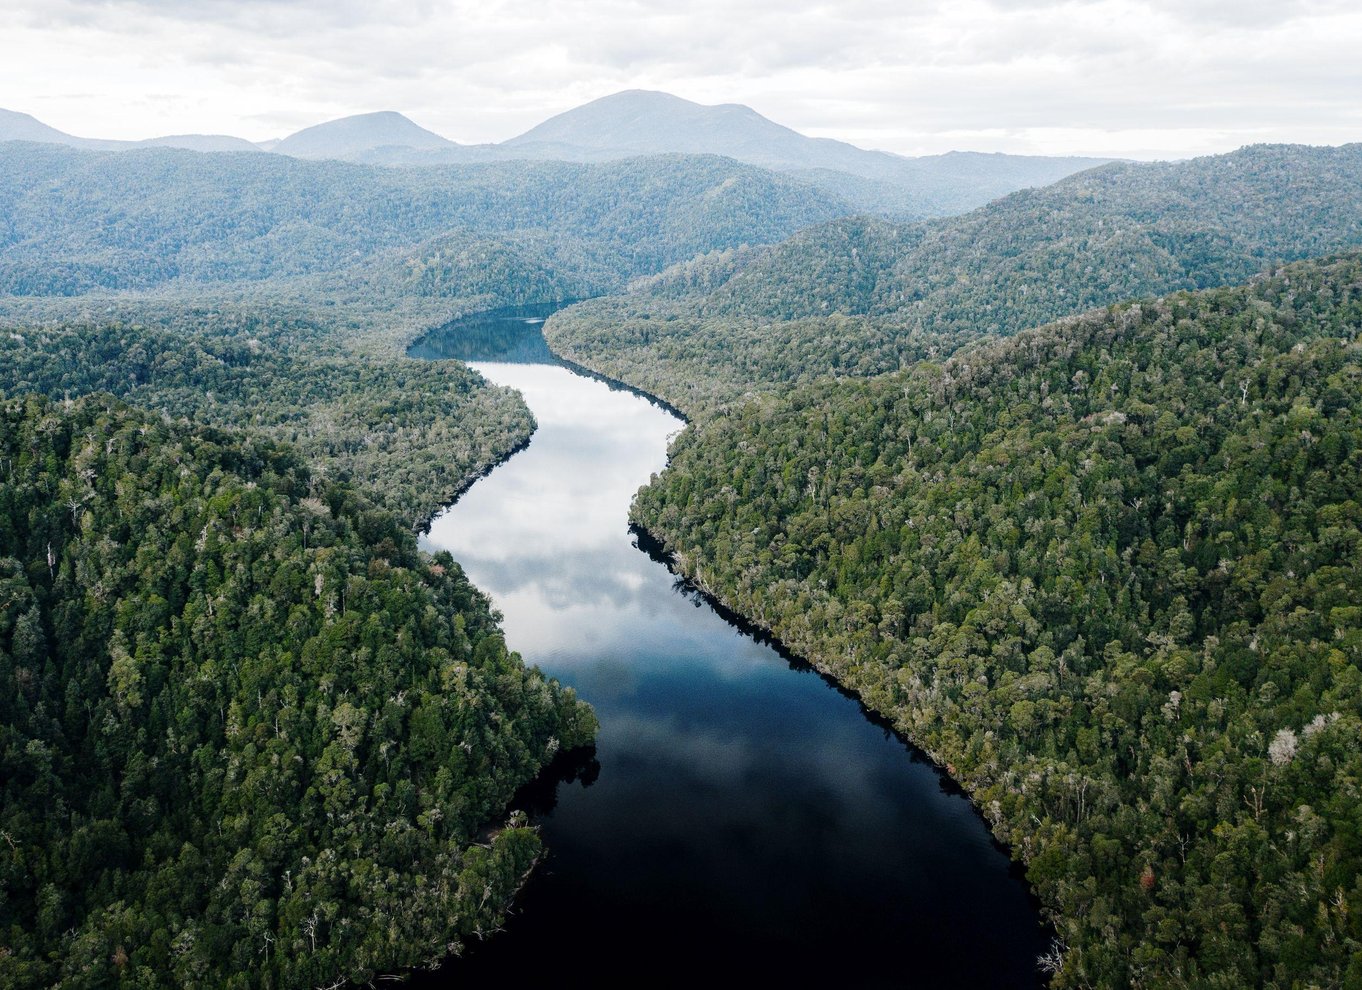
410, 303, 1049, 987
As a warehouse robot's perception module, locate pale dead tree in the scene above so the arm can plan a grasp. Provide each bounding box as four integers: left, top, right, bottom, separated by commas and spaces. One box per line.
1037, 938, 1066, 976
1269, 728, 1298, 766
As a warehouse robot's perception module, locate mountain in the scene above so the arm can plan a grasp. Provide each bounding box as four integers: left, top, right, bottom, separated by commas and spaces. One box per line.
500, 90, 1113, 216
506, 89, 863, 168
0, 106, 458, 160
0, 107, 122, 150
546, 142, 1362, 411
271, 110, 457, 159
264, 92, 1110, 218
2, 97, 1110, 218
0, 108, 260, 154
136, 133, 262, 153
0, 107, 451, 160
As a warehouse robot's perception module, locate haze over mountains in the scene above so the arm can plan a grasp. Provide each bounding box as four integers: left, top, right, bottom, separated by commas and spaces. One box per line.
500, 90, 1115, 216
270, 110, 456, 159
0, 108, 260, 154
508, 89, 847, 162
0, 141, 845, 304
0, 91, 1114, 218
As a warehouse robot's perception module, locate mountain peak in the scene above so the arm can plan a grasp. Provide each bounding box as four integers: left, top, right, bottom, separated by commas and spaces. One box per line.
577, 89, 755, 113
273, 111, 455, 159
503, 90, 809, 165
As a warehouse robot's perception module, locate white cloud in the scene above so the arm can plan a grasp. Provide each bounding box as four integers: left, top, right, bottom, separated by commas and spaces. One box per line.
0, 0, 1358, 158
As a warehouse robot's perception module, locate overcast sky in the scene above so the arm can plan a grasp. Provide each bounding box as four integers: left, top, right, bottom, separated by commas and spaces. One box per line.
3, 0, 1359, 160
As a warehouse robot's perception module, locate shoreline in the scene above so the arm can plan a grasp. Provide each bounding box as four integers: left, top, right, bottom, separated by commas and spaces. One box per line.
627, 517, 1050, 918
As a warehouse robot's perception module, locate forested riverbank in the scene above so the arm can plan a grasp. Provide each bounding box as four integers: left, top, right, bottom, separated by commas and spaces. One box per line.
0, 393, 595, 987
627, 255, 1362, 986
414, 345, 1050, 986
546, 143, 1362, 413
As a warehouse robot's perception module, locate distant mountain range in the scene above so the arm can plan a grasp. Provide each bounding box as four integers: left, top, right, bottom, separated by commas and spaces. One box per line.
497, 91, 1115, 216
0, 92, 1115, 218
507, 89, 884, 168
0, 108, 260, 154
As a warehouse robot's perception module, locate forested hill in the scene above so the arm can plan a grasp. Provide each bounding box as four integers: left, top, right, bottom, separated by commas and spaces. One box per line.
0, 392, 596, 988
0, 142, 847, 300
631, 254, 1362, 987
0, 139, 851, 530
271, 111, 455, 159
546, 142, 1362, 412
0, 306, 534, 528
0, 139, 855, 533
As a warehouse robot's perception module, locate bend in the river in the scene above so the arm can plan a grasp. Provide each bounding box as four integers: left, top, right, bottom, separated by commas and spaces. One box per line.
408, 302, 1050, 986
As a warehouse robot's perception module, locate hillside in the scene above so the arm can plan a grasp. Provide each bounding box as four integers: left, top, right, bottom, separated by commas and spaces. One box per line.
0, 108, 120, 150
0, 303, 535, 528
0, 142, 847, 301
0, 392, 596, 988
631, 254, 1362, 987
546, 142, 1362, 412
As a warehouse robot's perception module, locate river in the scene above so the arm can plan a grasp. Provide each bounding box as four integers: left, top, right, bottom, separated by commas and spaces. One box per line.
410, 303, 1049, 987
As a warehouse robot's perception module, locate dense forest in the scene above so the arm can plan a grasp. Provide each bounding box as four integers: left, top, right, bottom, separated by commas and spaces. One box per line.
547, 143, 1362, 412
0, 142, 847, 302
631, 254, 1362, 987
0, 305, 532, 528
0, 393, 596, 987
0, 137, 864, 522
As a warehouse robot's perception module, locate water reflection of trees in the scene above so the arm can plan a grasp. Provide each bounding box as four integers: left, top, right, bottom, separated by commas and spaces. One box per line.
511, 745, 601, 819
409, 303, 570, 364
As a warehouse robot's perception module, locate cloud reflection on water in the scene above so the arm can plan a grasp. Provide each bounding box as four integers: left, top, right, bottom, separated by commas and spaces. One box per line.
417, 338, 1048, 985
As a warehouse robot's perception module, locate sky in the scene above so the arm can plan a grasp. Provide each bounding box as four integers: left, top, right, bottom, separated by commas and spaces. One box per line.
3, 0, 1360, 161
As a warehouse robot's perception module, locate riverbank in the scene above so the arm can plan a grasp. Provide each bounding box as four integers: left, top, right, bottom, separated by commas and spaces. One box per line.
411, 326, 1049, 985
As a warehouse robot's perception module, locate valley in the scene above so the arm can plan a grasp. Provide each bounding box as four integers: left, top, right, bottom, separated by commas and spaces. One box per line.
406, 306, 1049, 985
1, 77, 1360, 990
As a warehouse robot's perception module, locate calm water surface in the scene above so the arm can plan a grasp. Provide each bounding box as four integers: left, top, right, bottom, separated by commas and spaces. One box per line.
410, 305, 1049, 987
